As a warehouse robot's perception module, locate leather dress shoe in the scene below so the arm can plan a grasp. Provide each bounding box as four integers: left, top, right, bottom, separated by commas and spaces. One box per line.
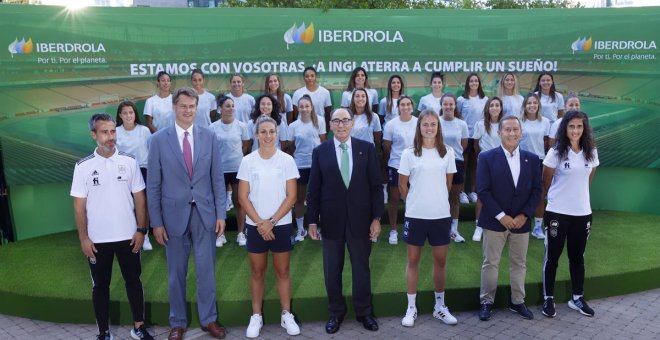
325, 315, 343, 334
356, 315, 379, 331
201, 321, 227, 339
479, 303, 493, 321
509, 302, 534, 320
168, 327, 185, 340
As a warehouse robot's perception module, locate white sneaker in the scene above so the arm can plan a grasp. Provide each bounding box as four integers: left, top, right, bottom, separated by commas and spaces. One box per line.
294, 229, 307, 242
468, 192, 478, 203
142, 235, 153, 251
226, 200, 234, 211
451, 231, 465, 243
389, 230, 398, 245
215, 234, 227, 248
433, 305, 458, 325
472, 226, 483, 242
246, 314, 263, 338
237, 232, 247, 246
531, 225, 545, 240
281, 311, 301, 336
401, 306, 417, 327
459, 192, 470, 204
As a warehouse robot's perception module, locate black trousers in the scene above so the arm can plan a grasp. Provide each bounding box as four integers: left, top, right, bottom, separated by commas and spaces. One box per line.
322, 228, 373, 318
89, 239, 144, 333
542, 211, 592, 297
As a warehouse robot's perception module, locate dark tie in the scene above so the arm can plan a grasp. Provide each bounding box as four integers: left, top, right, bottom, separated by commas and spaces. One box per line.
183, 131, 193, 177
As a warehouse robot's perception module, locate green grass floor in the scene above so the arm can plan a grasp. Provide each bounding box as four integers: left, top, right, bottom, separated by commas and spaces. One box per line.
1, 210, 659, 325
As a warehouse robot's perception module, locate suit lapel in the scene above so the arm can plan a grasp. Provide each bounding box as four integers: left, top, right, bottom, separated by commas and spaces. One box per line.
192, 126, 202, 175
328, 140, 348, 191
349, 138, 364, 189
166, 127, 189, 177
518, 150, 530, 191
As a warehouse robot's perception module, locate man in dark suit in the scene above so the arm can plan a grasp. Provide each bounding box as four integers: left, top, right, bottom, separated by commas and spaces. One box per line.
306, 108, 384, 334
476, 116, 542, 322
147, 88, 227, 340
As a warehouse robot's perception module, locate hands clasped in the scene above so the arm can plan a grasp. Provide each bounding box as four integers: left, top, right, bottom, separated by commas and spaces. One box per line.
499, 214, 528, 230
256, 219, 276, 241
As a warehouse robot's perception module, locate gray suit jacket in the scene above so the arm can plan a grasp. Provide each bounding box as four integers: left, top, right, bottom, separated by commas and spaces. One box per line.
147, 124, 226, 236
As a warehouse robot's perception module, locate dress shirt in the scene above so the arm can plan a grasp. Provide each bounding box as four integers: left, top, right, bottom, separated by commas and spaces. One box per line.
175, 123, 194, 160
333, 137, 353, 181
496, 145, 521, 221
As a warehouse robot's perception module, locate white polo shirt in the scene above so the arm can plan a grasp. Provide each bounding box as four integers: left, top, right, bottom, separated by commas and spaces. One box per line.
70, 149, 145, 243
227, 92, 255, 123
143, 94, 174, 131
236, 149, 299, 225
544, 147, 599, 216
398, 146, 456, 219
292, 85, 332, 120
383, 116, 418, 169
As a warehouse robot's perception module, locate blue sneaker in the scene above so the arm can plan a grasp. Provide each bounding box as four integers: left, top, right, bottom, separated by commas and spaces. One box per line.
130, 325, 154, 340
568, 297, 595, 317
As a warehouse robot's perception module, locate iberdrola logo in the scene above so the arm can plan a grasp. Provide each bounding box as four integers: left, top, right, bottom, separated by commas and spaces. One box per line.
571, 36, 592, 54
8, 37, 34, 57
284, 22, 314, 50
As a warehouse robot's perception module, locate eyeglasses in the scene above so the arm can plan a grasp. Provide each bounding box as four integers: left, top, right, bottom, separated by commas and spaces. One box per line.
330, 118, 352, 126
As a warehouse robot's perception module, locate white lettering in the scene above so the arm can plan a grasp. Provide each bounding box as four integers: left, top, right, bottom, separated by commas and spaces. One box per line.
317, 30, 404, 43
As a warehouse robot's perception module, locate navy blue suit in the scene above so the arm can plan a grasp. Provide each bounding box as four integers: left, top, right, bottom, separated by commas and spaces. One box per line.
306, 137, 384, 318
477, 147, 542, 233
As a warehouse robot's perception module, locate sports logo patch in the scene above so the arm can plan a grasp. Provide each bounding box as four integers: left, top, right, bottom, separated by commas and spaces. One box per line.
549, 220, 559, 238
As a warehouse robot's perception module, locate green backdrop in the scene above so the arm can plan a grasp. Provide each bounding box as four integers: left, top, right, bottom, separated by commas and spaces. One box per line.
0, 5, 658, 240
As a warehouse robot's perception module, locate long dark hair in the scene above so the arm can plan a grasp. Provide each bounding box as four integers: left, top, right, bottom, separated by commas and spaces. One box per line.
349, 88, 374, 125
346, 67, 370, 91
440, 93, 461, 120
397, 95, 415, 117
264, 73, 286, 113
115, 100, 141, 126
553, 110, 596, 162
297, 94, 319, 130
534, 71, 558, 102
413, 110, 447, 158
462, 73, 485, 99
250, 94, 282, 125
483, 97, 503, 135
521, 93, 543, 122
386, 75, 404, 114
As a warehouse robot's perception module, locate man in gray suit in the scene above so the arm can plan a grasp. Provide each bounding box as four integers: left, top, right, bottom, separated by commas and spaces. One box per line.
147, 87, 227, 340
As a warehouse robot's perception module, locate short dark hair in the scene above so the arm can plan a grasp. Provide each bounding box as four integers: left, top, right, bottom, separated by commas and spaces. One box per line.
88, 113, 114, 131
498, 115, 521, 132
156, 71, 170, 82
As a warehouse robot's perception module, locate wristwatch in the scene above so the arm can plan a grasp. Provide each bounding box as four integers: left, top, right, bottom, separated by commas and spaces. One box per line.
269, 217, 278, 226
136, 227, 148, 235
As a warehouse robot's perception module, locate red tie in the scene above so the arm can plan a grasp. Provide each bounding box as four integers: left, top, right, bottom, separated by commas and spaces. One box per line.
183, 131, 193, 177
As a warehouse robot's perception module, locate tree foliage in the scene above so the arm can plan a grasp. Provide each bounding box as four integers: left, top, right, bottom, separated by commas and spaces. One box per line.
224, 0, 579, 10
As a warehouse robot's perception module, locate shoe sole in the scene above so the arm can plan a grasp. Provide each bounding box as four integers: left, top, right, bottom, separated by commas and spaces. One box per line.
542, 310, 556, 318
568, 300, 595, 317
433, 315, 457, 325
401, 320, 415, 327
508, 307, 534, 320
281, 324, 301, 336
